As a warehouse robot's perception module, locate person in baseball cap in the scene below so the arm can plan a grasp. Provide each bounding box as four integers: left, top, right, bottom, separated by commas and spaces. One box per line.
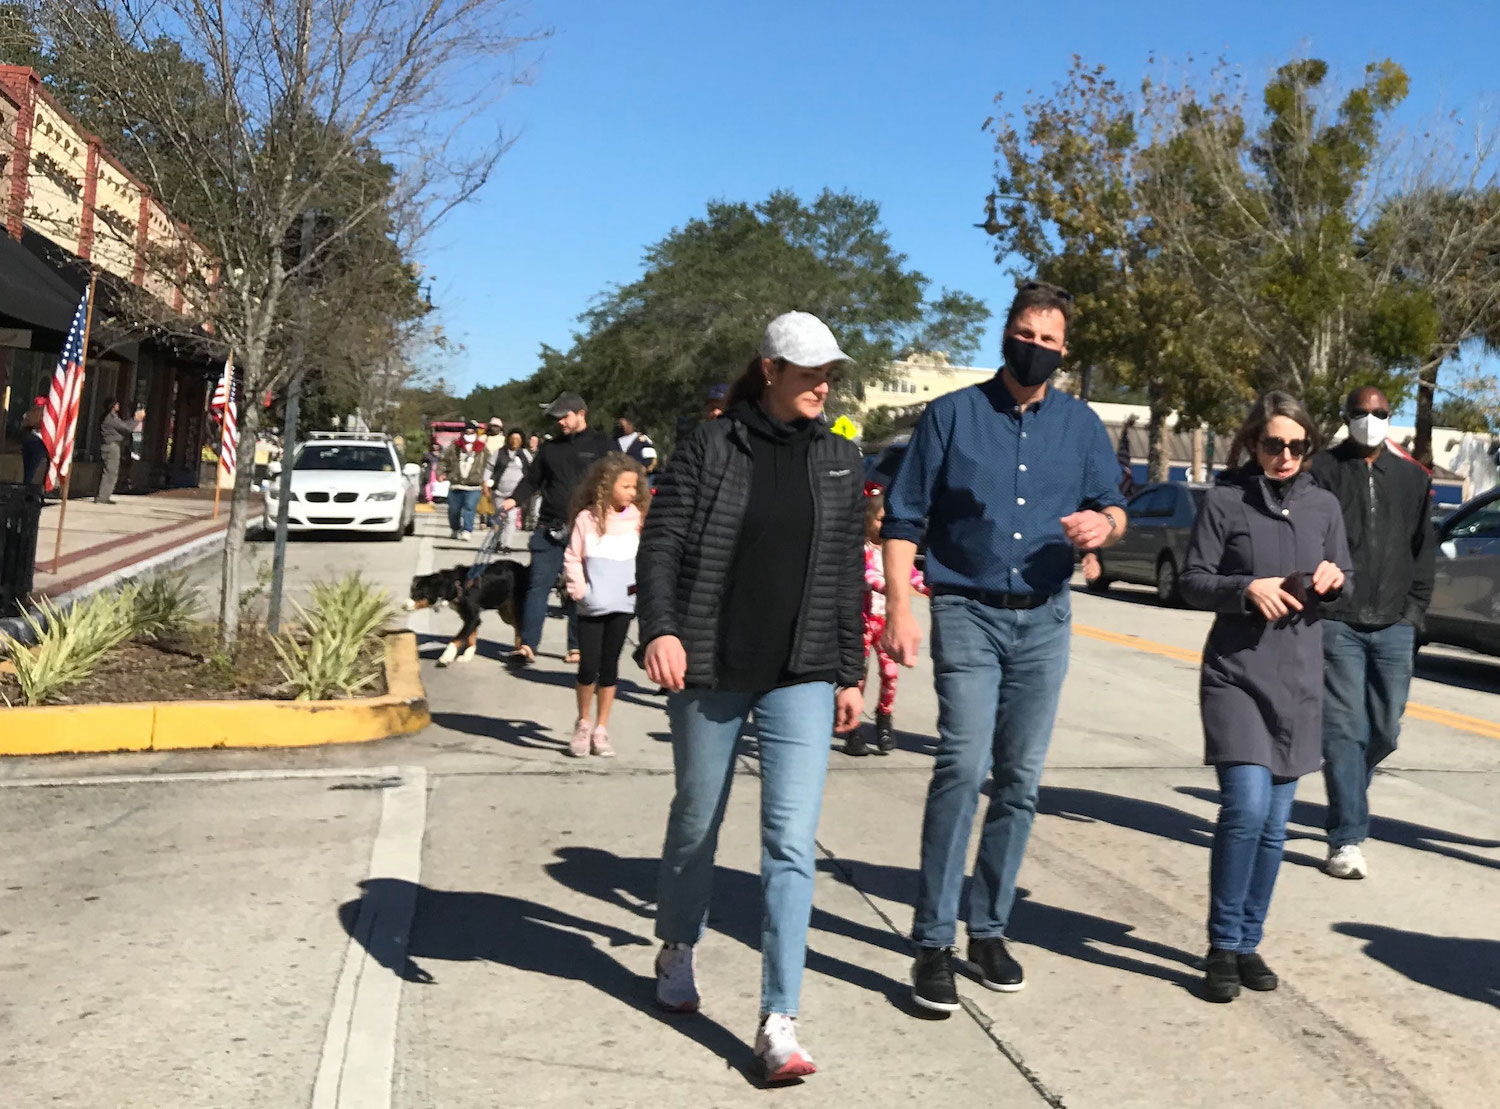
722, 310, 853, 416
541, 392, 588, 419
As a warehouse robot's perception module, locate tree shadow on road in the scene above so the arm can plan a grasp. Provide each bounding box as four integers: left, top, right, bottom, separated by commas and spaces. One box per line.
337, 878, 760, 1084
1332, 922, 1499, 1008
543, 847, 915, 1010
1175, 786, 1500, 872
502, 664, 664, 711
1041, 785, 1325, 871
819, 857, 1201, 991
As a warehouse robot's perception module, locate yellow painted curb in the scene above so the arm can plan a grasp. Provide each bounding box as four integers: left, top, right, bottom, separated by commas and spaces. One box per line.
0, 632, 430, 757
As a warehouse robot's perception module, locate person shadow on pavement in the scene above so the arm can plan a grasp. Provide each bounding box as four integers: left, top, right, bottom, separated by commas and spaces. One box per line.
816, 857, 1201, 992
1174, 786, 1500, 872
1332, 923, 1499, 1009
544, 847, 914, 1008
1042, 785, 1327, 870
337, 878, 760, 1081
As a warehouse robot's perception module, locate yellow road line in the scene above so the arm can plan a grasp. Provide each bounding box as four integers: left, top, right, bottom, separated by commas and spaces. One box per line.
1073, 623, 1500, 741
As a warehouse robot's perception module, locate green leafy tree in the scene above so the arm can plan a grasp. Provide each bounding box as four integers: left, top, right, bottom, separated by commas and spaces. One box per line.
483, 190, 989, 451
986, 57, 1253, 480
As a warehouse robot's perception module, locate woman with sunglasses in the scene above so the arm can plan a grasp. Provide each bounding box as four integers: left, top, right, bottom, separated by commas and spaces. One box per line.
1180, 390, 1353, 1004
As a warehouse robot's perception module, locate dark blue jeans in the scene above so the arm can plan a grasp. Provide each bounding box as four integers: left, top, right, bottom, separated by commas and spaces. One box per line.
1321, 620, 1414, 849
912, 591, 1071, 948
1208, 763, 1297, 952
521, 528, 578, 653
447, 487, 481, 533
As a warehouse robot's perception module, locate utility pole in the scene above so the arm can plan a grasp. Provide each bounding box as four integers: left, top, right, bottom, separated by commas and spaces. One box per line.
267, 210, 316, 635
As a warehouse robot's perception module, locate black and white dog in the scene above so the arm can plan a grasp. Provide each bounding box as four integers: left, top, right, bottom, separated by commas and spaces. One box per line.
405, 559, 531, 666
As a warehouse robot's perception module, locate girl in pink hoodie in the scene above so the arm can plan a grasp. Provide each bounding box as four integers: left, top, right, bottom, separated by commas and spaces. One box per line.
563, 454, 650, 757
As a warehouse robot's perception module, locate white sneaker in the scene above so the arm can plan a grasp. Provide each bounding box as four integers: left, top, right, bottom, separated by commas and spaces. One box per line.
461, 530, 473, 541
654, 943, 699, 1012
754, 1013, 816, 1083
1325, 844, 1368, 880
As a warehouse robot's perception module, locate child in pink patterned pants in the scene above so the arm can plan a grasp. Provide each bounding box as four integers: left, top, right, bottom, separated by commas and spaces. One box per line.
844, 490, 928, 756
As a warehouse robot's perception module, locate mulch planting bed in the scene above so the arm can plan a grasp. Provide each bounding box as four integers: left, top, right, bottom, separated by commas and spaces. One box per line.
0, 627, 389, 707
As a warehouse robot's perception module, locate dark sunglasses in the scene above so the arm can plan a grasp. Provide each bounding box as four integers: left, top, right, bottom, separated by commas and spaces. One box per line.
1259, 436, 1311, 458
1349, 407, 1390, 420
1020, 280, 1074, 303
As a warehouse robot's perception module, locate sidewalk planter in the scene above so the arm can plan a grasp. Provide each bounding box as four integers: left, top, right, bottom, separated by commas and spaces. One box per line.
0, 631, 428, 757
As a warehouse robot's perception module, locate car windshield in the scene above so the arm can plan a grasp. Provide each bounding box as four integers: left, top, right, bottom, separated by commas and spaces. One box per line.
293, 445, 394, 472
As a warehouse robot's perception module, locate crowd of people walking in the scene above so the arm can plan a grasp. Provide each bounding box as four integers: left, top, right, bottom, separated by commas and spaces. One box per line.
455, 282, 1434, 1083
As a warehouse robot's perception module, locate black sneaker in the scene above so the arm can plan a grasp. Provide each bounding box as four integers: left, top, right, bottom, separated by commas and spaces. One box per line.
841, 730, 868, 757
1204, 948, 1241, 1003
874, 712, 895, 755
911, 946, 959, 1013
1237, 952, 1278, 992
967, 937, 1025, 992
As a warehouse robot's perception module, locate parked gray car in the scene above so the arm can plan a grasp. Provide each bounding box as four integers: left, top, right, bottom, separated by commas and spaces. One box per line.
1088, 482, 1208, 605
1423, 486, 1500, 658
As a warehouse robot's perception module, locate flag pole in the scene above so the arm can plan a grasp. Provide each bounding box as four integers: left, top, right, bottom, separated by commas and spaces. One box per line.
212, 364, 224, 521
50, 273, 97, 573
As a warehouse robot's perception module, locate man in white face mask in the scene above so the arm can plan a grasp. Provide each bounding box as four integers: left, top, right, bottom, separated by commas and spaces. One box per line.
1308, 386, 1435, 881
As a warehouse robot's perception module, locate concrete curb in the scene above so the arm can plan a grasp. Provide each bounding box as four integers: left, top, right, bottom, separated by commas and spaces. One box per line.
0, 528, 229, 643
0, 632, 430, 757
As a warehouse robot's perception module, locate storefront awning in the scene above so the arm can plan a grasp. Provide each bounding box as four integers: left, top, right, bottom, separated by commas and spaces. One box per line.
0, 230, 85, 334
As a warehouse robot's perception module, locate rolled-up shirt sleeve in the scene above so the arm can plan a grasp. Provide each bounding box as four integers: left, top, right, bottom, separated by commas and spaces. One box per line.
880, 404, 947, 544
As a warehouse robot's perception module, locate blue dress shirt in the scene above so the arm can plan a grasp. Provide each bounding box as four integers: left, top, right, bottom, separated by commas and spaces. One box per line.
880, 375, 1125, 596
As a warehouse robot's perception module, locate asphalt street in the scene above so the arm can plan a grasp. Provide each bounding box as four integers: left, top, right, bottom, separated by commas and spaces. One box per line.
1, 513, 1496, 1108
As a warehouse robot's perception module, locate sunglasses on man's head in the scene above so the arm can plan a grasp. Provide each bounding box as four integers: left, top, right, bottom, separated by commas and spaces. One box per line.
1259, 436, 1311, 459
1350, 407, 1391, 420
1020, 280, 1074, 303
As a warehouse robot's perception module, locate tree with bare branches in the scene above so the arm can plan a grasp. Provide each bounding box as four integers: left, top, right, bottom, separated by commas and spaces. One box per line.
29, 0, 545, 643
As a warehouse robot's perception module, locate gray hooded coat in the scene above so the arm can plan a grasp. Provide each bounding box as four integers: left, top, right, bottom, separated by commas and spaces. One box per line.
1181, 467, 1354, 779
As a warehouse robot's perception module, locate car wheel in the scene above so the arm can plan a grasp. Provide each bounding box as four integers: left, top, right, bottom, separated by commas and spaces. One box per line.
1155, 555, 1182, 605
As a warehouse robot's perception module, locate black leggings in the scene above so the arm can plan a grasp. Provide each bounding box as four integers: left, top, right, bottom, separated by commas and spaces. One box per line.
577, 611, 632, 688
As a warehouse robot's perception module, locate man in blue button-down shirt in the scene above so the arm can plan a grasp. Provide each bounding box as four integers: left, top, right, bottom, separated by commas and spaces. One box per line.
880, 281, 1127, 1012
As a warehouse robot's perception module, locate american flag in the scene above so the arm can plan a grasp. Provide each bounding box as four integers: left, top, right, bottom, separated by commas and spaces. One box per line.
41, 289, 93, 492
212, 354, 238, 479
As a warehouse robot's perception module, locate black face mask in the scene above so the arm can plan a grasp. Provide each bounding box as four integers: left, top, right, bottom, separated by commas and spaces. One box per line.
1003, 335, 1063, 388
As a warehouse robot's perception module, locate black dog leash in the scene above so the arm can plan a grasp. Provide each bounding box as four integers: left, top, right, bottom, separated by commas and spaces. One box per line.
467, 527, 504, 583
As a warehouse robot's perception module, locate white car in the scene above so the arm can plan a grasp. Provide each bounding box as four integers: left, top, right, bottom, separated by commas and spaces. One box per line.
261, 434, 419, 540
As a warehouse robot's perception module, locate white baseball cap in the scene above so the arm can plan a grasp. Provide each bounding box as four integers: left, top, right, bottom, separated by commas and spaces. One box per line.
760, 312, 852, 367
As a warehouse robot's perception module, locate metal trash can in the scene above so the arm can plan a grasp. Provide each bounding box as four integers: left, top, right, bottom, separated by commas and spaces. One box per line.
0, 482, 44, 617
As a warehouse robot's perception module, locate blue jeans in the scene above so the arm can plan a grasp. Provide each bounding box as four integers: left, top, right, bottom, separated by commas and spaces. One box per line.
656, 682, 835, 1016
912, 591, 1071, 948
1322, 620, 1415, 848
521, 528, 578, 653
1208, 763, 1297, 952
447, 487, 481, 534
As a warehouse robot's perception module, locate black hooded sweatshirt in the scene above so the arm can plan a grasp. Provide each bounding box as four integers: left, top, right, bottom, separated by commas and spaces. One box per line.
716, 401, 832, 691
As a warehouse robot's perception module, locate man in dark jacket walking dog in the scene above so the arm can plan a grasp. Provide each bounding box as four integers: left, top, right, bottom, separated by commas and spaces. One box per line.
1309, 386, 1435, 880
501, 392, 614, 664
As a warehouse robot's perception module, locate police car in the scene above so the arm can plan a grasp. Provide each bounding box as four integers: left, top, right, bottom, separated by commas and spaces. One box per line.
262, 432, 419, 540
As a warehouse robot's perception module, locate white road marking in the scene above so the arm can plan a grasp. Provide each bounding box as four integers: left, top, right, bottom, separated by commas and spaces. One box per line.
313, 766, 428, 1109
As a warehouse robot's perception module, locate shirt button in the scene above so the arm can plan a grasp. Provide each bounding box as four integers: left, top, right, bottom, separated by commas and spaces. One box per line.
1013, 532, 1023, 540
1021, 432, 1028, 439
1281, 509, 1290, 517
1019, 464, 1028, 472
1017, 497, 1026, 505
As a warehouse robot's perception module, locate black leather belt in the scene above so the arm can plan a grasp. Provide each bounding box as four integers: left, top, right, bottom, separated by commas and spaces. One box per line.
932, 585, 1050, 610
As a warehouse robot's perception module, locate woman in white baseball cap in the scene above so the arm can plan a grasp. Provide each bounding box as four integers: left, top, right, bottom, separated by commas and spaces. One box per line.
638, 311, 865, 1082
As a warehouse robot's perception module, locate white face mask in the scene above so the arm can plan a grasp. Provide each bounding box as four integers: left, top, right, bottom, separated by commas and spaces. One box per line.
462, 433, 477, 444
1347, 413, 1389, 449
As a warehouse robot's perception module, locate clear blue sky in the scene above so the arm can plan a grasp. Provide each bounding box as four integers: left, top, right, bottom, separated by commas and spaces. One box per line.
420, 0, 1500, 398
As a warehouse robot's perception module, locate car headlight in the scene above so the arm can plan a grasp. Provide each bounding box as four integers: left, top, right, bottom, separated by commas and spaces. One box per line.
367, 490, 399, 502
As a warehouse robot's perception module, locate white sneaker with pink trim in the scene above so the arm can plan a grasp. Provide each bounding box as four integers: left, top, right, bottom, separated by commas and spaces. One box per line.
754, 1013, 816, 1083
567, 718, 592, 758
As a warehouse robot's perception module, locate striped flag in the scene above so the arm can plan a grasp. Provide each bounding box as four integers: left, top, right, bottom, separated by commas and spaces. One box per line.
212, 354, 238, 479
41, 289, 92, 492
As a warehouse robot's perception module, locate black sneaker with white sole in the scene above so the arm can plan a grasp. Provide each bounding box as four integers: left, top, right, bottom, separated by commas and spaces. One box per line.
967, 937, 1025, 992
911, 946, 960, 1013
